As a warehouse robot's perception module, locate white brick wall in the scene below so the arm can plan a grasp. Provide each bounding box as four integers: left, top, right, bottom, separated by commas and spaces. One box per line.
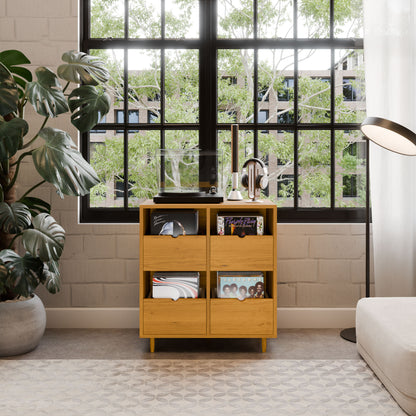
3, 5, 371, 309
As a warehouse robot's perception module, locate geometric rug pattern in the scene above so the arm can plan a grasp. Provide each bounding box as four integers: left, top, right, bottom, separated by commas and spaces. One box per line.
0, 359, 405, 416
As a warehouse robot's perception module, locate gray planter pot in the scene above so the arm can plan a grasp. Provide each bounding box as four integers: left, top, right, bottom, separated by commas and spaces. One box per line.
0, 294, 46, 356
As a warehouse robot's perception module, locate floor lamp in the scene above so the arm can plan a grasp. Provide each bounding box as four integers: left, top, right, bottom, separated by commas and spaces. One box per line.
340, 116, 416, 343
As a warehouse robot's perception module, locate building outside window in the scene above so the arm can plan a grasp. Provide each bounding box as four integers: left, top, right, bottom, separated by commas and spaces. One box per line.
277, 78, 294, 102
115, 110, 139, 133
81, 0, 365, 223
343, 77, 363, 101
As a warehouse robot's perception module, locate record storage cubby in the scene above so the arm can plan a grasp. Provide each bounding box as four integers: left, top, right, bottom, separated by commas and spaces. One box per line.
139, 199, 277, 352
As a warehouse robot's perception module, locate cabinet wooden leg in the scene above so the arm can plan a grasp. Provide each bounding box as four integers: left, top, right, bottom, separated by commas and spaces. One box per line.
261, 338, 267, 353
150, 338, 155, 353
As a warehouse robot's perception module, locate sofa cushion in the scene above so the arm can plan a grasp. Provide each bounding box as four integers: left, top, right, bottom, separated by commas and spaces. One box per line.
356, 297, 416, 416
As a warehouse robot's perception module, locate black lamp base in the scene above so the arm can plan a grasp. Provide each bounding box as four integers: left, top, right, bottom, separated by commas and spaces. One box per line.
340, 327, 356, 343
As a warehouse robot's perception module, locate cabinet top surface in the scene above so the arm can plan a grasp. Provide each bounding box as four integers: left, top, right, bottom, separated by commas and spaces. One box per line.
140, 199, 277, 209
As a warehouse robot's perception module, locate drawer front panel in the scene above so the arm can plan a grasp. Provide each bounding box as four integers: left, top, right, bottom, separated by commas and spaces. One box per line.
143, 299, 206, 335
210, 236, 274, 270
210, 299, 274, 335
143, 236, 206, 270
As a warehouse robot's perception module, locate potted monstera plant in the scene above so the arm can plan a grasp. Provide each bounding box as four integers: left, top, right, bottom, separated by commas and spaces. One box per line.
0, 49, 110, 356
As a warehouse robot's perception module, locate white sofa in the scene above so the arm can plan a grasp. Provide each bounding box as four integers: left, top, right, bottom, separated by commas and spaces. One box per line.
356, 297, 416, 416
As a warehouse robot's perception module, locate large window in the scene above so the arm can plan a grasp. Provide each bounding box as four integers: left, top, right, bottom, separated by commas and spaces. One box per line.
81, 0, 365, 223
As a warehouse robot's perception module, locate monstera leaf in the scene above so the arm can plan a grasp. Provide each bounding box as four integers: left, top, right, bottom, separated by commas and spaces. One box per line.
0, 250, 44, 298
0, 50, 32, 97
0, 117, 28, 161
22, 213, 65, 262
42, 260, 61, 294
0, 202, 31, 234
18, 196, 51, 216
68, 85, 110, 133
58, 50, 109, 85
0, 260, 8, 295
26, 67, 69, 117
0, 63, 18, 116
32, 127, 100, 197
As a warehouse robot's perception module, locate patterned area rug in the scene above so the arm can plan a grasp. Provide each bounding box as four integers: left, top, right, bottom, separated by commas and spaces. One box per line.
0, 359, 405, 416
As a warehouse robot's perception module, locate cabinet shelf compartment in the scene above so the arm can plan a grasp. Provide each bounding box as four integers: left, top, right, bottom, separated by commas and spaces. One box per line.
142, 298, 207, 336
210, 298, 275, 336
140, 203, 207, 236
210, 235, 274, 270
143, 235, 206, 271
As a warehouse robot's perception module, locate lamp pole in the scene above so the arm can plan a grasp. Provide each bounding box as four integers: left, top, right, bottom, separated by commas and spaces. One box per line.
340, 137, 370, 343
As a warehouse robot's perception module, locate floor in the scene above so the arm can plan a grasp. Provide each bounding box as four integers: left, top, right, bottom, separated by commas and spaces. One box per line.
5, 328, 360, 360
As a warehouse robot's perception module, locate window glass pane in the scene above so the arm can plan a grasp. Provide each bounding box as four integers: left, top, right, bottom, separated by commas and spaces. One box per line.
297, 0, 330, 38
165, 130, 199, 149
334, 0, 363, 38
298, 49, 331, 123
115, 110, 124, 133
91, 0, 124, 38
128, 49, 161, 123
165, 0, 199, 39
259, 49, 294, 125
218, 49, 254, 123
165, 49, 199, 123
129, 0, 161, 38
115, 110, 139, 133
162, 131, 200, 193
128, 131, 160, 206
335, 130, 366, 207
218, 0, 254, 39
90, 49, 124, 107
335, 49, 365, 123
298, 130, 331, 207
258, 0, 294, 38
263, 130, 294, 207
89, 132, 124, 207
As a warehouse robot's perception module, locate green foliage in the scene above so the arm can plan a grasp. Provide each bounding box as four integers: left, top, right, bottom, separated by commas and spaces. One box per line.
0, 63, 19, 116
0, 202, 31, 234
26, 67, 69, 118
69, 85, 111, 132
0, 50, 32, 98
0, 118, 28, 161
22, 214, 65, 262
33, 127, 100, 197
58, 50, 110, 85
0, 49, 111, 300
0, 250, 44, 299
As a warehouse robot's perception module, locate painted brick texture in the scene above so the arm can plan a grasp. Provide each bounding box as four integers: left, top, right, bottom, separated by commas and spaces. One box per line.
4, 6, 369, 309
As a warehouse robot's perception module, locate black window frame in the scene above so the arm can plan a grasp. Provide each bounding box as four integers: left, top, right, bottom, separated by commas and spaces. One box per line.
80, 0, 365, 223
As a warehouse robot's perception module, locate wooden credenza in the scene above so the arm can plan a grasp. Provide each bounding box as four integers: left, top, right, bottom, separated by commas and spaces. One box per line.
139, 199, 277, 352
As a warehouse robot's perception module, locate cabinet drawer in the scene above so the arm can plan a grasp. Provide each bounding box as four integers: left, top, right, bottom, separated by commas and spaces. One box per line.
210, 236, 274, 270
143, 235, 206, 270
143, 299, 206, 335
210, 298, 274, 335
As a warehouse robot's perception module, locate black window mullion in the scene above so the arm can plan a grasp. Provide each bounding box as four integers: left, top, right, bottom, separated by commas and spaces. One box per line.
330, 49, 336, 209
253, 0, 258, 157
123, 48, 129, 209
253, 48, 259, 158
200, 0, 216, 150
329, 0, 335, 209
293, 0, 299, 209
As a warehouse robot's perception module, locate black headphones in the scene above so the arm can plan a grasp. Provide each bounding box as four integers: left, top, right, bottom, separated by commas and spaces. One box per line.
241, 158, 269, 190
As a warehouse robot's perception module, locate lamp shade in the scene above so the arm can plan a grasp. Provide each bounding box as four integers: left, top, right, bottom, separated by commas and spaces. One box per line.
361, 117, 416, 156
